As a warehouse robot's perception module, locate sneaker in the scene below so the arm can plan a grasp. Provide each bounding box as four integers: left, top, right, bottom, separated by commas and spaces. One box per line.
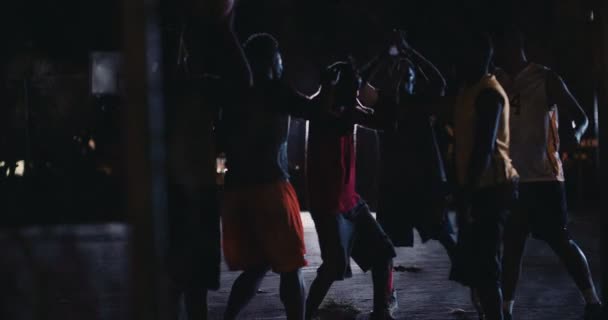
387, 289, 398, 315
584, 304, 602, 320
369, 310, 396, 320
470, 289, 484, 320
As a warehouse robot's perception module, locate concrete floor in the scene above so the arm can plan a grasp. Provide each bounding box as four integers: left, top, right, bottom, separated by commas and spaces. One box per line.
0, 212, 601, 320
0, 224, 130, 320
209, 212, 601, 320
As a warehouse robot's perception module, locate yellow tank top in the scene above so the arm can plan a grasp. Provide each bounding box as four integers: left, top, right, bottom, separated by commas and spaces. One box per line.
454, 74, 519, 187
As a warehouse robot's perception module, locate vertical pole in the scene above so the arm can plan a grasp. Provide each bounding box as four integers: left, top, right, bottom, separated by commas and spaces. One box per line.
123, 0, 169, 319
595, 0, 608, 307
22, 80, 31, 177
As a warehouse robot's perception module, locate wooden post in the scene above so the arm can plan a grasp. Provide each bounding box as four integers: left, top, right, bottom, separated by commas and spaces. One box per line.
122, 0, 169, 319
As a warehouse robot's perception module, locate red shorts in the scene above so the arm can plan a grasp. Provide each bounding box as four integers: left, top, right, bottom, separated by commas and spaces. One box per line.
221, 180, 307, 273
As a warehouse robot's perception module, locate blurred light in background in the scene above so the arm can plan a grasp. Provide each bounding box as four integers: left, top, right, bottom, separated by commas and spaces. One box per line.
15, 160, 25, 176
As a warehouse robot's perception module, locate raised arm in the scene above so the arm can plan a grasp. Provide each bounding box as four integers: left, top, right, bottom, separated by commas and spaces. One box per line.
187, 0, 252, 89
407, 47, 447, 96
213, 13, 253, 89
391, 29, 446, 96
269, 64, 342, 120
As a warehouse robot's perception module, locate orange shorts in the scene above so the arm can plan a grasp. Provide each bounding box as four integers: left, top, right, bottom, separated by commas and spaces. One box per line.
221, 180, 307, 273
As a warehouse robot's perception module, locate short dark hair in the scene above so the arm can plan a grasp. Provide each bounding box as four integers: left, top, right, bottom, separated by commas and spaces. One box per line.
243, 33, 280, 58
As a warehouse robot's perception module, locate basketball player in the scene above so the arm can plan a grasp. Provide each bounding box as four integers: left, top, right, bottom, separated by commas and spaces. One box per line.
452, 32, 519, 320
164, 1, 245, 319
219, 33, 340, 320
359, 32, 457, 315
494, 28, 602, 320
305, 61, 397, 320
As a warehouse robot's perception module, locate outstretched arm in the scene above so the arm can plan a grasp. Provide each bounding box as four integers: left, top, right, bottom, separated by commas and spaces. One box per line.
270, 64, 346, 120
273, 61, 352, 119
275, 84, 326, 119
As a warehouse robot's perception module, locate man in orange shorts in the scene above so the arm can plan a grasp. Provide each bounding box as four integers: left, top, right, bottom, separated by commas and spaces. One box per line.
219, 33, 332, 320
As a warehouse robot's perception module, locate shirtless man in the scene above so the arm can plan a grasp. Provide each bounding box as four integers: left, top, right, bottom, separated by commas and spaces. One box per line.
218, 33, 335, 320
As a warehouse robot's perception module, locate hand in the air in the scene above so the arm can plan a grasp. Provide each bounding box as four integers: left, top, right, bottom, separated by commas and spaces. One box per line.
321, 61, 346, 87
393, 29, 413, 57
322, 61, 362, 115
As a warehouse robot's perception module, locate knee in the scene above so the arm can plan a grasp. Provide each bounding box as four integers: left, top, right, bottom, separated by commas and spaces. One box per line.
371, 257, 392, 272
503, 238, 527, 262
317, 259, 347, 281
279, 270, 303, 301
280, 269, 302, 282
473, 255, 501, 283
242, 266, 270, 281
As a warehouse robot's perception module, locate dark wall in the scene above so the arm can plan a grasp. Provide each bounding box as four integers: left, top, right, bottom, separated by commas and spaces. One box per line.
1, 0, 602, 219
263, 0, 600, 210
1, 1, 122, 62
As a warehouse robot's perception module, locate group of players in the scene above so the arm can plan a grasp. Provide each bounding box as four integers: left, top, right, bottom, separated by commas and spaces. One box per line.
166, 1, 603, 320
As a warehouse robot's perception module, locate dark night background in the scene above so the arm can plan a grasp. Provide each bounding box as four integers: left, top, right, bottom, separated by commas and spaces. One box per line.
0, 1, 604, 320
0, 0, 602, 216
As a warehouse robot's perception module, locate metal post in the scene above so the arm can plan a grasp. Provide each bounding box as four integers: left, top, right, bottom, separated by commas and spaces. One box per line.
22, 79, 31, 177
595, 0, 608, 308
122, 0, 169, 319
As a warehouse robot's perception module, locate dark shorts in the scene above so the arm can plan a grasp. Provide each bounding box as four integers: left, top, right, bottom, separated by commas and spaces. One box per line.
168, 185, 221, 290
377, 183, 450, 247
311, 200, 396, 281
452, 184, 514, 288
508, 181, 569, 241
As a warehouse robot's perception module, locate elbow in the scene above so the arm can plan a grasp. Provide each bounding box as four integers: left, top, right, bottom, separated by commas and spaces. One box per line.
437, 82, 447, 96
575, 114, 589, 138
241, 77, 254, 90
581, 114, 590, 132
